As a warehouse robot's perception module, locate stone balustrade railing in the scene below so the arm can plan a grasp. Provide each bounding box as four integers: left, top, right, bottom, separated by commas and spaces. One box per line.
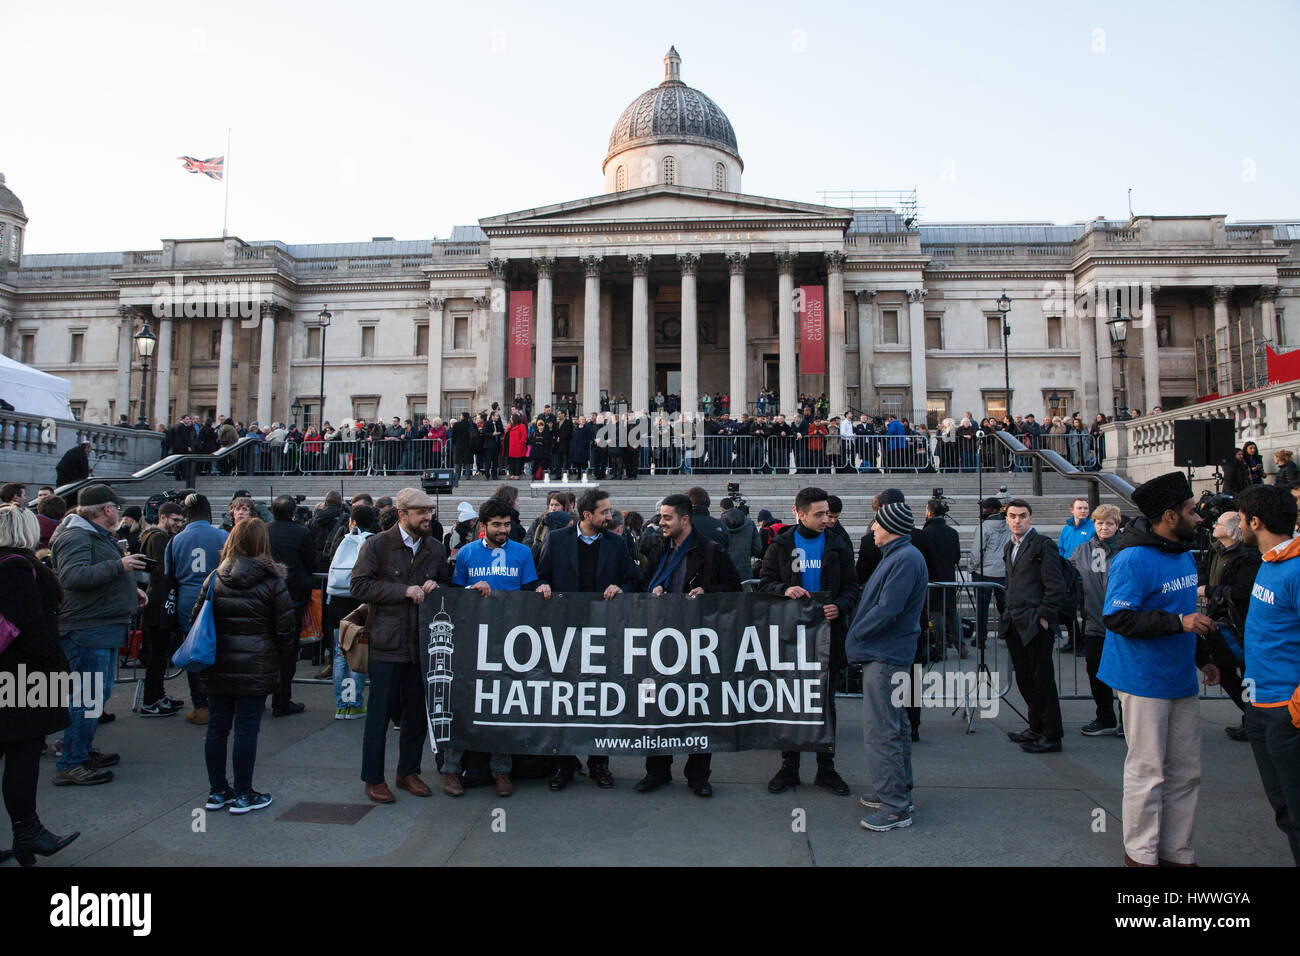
0, 410, 164, 486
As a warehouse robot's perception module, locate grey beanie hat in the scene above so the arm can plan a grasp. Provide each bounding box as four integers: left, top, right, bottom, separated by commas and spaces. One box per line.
873, 500, 915, 537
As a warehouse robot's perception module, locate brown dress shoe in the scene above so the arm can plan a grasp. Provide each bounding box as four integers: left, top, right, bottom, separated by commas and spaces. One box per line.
396, 773, 431, 797
364, 781, 395, 804
1123, 853, 1156, 867
443, 773, 464, 797
494, 772, 513, 797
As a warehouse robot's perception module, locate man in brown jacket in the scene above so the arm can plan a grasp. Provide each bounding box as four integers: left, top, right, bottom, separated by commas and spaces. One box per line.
350, 488, 450, 803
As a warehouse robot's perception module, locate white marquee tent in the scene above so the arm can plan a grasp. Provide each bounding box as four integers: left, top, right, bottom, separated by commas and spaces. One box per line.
0, 353, 72, 418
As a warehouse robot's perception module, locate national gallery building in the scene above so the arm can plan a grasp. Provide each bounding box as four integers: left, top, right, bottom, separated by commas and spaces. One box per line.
2, 48, 1297, 430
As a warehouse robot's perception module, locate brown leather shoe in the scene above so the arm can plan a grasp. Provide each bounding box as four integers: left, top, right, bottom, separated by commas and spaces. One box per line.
364, 781, 395, 804
443, 773, 464, 797
1123, 853, 1156, 867
396, 773, 431, 797
494, 772, 513, 797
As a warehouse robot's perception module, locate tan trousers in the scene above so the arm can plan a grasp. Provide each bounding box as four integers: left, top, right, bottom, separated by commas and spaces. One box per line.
1117, 692, 1201, 865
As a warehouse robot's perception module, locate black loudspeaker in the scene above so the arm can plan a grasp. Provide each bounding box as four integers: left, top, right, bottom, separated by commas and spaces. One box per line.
1172, 419, 1236, 468
420, 469, 458, 495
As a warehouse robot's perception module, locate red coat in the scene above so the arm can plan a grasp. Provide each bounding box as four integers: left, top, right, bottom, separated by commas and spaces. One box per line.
507, 423, 529, 458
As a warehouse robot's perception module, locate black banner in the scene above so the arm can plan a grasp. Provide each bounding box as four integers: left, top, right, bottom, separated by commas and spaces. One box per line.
420, 589, 832, 755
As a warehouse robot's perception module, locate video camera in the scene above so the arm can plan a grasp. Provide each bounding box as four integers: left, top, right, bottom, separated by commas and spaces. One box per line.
1194, 490, 1235, 553
726, 481, 750, 516
144, 489, 185, 523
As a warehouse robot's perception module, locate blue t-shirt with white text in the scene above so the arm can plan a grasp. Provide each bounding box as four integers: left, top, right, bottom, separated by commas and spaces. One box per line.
1098, 545, 1198, 698
794, 531, 825, 593
453, 538, 537, 591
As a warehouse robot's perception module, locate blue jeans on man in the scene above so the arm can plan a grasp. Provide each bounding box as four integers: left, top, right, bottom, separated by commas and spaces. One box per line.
56, 629, 119, 772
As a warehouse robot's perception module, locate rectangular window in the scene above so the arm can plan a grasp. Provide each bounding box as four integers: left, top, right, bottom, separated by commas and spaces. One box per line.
984, 391, 1009, 422
924, 315, 943, 350
305, 327, 321, 359
553, 360, 578, 398
20, 333, 35, 365
1044, 390, 1073, 419
415, 324, 429, 357
352, 397, 378, 421
68, 401, 86, 422
69, 332, 84, 364
453, 316, 469, 350
926, 393, 949, 429
447, 393, 471, 419
879, 391, 905, 417
410, 398, 427, 424
987, 316, 1003, 350
1046, 316, 1062, 349
360, 326, 376, 358
881, 309, 900, 345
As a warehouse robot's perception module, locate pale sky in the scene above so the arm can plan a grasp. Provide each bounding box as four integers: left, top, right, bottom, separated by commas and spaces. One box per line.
9, 0, 1299, 254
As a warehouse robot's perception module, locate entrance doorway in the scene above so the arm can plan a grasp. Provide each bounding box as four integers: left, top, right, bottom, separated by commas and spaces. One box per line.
655, 363, 681, 400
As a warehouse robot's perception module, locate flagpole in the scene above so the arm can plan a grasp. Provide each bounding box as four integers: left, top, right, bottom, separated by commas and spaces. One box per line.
222, 128, 231, 238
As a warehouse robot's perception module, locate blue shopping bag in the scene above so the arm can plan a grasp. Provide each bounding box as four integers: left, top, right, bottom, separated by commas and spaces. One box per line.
172, 573, 218, 672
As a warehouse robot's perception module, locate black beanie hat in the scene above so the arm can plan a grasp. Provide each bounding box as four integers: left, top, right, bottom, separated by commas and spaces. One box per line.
1131, 471, 1194, 523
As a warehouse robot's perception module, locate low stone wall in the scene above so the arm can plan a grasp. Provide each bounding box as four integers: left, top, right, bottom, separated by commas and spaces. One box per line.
0, 410, 164, 487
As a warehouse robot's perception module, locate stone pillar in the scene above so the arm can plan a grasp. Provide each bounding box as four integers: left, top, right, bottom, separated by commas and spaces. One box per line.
679, 253, 699, 417
826, 251, 847, 416
1213, 285, 1233, 393
256, 301, 277, 427
488, 258, 508, 404
1141, 284, 1161, 413
473, 295, 491, 408
630, 254, 651, 412
216, 315, 235, 417
1260, 286, 1280, 345
1095, 286, 1114, 416
906, 288, 927, 418
427, 297, 445, 418
533, 258, 553, 411
727, 252, 749, 414
117, 306, 134, 422
581, 255, 602, 414
856, 290, 875, 408
1076, 297, 1098, 420
0, 311, 11, 360
153, 316, 173, 425
776, 252, 797, 417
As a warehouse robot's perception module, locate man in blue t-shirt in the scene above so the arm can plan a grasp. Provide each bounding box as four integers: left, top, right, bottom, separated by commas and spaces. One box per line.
445, 497, 547, 798
164, 493, 228, 725
1099, 472, 1220, 867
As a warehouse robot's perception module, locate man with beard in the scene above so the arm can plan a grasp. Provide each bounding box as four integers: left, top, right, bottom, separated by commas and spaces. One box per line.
1099, 471, 1220, 867
350, 488, 451, 805
535, 488, 642, 790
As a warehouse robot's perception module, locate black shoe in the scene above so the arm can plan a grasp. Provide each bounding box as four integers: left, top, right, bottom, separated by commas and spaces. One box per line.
688, 780, 713, 798
634, 773, 670, 793
767, 763, 800, 793
272, 701, 305, 718
814, 768, 851, 796
97, 712, 115, 724
1007, 729, 1042, 744
1020, 739, 1062, 753
910, 727, 920, 742
10, 814, 80, 867
549, 768, 573, 791
589, 765, 615, 789
1225, 722, 1249, 742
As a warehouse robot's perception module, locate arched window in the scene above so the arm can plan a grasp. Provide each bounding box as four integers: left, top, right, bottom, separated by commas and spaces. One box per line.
714, 162, 727, 191
662, 155, 676, 186
616, 165, 626, 191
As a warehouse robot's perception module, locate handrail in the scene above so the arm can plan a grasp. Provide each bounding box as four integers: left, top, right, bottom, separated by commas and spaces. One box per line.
989, 430, 1134, 506
54, 436, 265, 499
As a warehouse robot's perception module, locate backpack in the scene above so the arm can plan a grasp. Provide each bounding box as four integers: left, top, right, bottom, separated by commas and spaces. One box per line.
328, 530, 373, 597
1057, 547, 1082, 618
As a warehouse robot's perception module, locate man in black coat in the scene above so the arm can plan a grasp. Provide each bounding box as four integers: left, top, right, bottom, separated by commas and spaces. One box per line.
685, 486, 728, 548
54, 441, 92, 499
636, 493, 742, 797
553, 411, 573, 478
536, 488, 643, 789
450, 413, 474, 479
920, 498, 963, 656
760, 487, 861, 795
266, 495, 317, 717
1000, 499, 1067, 752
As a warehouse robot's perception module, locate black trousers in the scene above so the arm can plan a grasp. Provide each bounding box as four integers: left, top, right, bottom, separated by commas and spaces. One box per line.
1005, 622, 1063, 741
781, 658, 843, 768
142, 619, 171, 705
555, 754, 609, 774
273, 603, 306, 710
646, 753, 710, 784
1081, 632, 1116, 725
1, 736, 43, 828
361, 659, 426, 783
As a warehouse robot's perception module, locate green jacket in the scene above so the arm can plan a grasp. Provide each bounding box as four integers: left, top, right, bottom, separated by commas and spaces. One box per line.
52, 514, 138, 640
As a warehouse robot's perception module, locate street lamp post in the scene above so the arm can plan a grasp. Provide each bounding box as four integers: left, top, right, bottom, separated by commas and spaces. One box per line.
133, 320, 158, 427
290, 400, 302, 430
997, 291, 1012, 416
1106, 304, 1133, 420
317, 305, 332, 431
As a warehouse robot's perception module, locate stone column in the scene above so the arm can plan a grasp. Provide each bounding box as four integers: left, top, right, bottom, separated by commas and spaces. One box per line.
153, 315, 173, 426
0, 311, 11, 360
1095, 286, 1114, 416
488, 258, 508, 404
216, 314, 235, 417
679, 253, 700, 417
473, 295, 491, 407
775, 253, 797, 417
256, 301, 277, 427
427, 297, 445, 418
1213, 285, 1233, 393
1076, 297, 1098, 419
1141, 284, 1161, 413
581, 255, 603, 414
856, 290, 875, 408
727, 252, 749, 414
906, 288, 927, 418
117, 306, 134, 422
1260, 286, 1280, 345
533, 258, 553, 410
826, 251, 847, 415
630, 254, 651, 412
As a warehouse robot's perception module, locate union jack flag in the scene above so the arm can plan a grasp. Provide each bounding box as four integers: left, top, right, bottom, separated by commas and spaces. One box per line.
177, 156, 224, 181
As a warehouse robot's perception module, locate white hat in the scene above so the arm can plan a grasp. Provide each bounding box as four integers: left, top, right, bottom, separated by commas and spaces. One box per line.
456, 501, 476, 523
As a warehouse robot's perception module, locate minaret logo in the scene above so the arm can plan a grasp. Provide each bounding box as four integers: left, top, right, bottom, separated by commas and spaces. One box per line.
425, 596, 455, 752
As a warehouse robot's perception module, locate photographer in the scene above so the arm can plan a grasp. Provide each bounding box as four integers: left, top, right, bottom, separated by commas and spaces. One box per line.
1197, 508, 1260, 741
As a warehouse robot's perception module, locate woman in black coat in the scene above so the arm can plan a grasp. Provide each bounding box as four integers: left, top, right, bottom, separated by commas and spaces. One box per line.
191, 517, 295, 814
529, 419, 553, 480
0, 505, 79, 866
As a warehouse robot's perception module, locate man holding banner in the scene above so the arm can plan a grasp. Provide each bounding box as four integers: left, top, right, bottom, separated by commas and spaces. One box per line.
536, 488, 643, 790
636, 494, 742, 797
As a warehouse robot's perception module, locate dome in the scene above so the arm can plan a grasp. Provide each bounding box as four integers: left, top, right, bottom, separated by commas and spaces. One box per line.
604, 48, 742, 172
0, 173, 25, 219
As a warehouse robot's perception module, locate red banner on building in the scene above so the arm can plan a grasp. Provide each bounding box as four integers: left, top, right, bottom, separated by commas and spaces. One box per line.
800, 285, 825, 375
508, 291, 533, 379
1267, 344, 1300, 386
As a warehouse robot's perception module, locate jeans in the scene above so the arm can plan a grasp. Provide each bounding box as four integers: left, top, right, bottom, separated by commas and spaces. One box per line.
860, 660, 913, 813
1245, 702, 1300, 865
206, 695, 265, 795
333, 639, 367, 710
56, 634, 117, 772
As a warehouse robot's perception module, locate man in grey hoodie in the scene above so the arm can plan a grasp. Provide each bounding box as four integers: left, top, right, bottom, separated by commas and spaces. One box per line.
50, 484, 147, 786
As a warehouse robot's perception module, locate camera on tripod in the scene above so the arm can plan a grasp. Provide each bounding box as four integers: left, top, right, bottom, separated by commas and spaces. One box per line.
726, 481, 750, 516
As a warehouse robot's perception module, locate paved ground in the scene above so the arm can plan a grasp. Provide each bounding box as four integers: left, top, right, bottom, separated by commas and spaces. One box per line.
10, 662, 1291, 867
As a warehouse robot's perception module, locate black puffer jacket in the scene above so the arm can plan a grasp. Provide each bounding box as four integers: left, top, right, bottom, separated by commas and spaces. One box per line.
191, 556, 296, 698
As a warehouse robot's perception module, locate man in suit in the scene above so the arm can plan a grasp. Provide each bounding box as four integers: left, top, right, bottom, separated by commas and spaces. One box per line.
1000, 499, 1067, 753
350, 488, 452, 804
636, 493, 742, 797
266, 495, 316, 717
536, 487, 643, 790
